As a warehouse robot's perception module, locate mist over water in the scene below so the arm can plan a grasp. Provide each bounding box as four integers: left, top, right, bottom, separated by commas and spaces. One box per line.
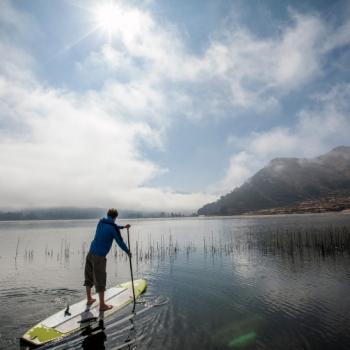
0, 214, 349, 349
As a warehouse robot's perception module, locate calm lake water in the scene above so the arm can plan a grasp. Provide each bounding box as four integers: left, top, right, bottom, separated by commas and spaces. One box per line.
0, 214, 350, 350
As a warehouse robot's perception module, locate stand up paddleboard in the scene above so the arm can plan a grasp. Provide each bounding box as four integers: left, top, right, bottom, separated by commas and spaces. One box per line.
21, 279, 147, 347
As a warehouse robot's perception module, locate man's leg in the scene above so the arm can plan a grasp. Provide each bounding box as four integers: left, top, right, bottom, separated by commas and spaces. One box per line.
86, 287, 96, 305
93, 255, 112, 311
84, 253, 96, 305
98, 291, 112, 311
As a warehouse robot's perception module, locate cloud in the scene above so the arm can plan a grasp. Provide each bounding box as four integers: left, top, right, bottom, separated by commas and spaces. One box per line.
0, 0, 215, 211
199, 11, 348, 109
0, 0, 36, 38
211, 152, 258, 194
0, 74, 216, 210
78, 3, 350, 117
78, 1, 200, 82
0, 79, 152, 202
216, 83, 350, 193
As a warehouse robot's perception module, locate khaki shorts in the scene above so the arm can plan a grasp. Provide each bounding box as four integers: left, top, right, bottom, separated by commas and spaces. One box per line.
83, 252, 107, 292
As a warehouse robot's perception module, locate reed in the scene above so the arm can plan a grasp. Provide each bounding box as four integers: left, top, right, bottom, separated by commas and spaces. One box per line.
204, 226, 350, 259
17, 225, 350, 265
253, 226, 350, 258
14, 236, 20, 262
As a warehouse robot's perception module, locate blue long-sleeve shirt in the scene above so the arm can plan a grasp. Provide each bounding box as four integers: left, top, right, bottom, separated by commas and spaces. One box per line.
89, 216, 129, 257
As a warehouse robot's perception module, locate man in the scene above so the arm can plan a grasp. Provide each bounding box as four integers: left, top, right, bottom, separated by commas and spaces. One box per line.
84, 208, 131, 311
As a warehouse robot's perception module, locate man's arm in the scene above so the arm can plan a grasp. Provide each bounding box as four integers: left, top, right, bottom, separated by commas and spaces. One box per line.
116, 224, 131, 230
112, 226, 130, 254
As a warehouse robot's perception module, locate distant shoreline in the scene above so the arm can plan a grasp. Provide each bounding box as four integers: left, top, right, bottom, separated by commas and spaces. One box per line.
0, 209, 349, 222
242, 209, 350, 216
200, 209, 350, 218
0, 206, 195, 221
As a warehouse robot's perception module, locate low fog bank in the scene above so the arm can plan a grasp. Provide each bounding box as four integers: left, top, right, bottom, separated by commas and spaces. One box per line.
0, 207, 197, 221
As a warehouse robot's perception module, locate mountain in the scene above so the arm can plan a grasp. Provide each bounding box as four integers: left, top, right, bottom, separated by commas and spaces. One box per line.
198, 146, 350, 215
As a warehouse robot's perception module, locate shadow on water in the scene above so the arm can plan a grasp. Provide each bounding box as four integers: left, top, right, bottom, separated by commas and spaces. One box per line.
82, 331, 106, 350
81, 321, 106, 350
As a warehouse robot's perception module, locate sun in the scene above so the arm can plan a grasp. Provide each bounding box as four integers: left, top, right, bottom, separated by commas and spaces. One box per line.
95, 1, 119, 38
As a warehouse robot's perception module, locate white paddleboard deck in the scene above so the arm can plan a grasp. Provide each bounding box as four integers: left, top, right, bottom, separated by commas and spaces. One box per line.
44, 286, 128, 332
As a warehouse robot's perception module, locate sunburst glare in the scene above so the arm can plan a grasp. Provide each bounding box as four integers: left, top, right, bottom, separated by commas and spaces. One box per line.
95, 1, 119, 40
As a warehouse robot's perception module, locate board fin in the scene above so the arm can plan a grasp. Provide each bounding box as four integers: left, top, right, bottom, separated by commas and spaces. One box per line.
64, 304, 71, 316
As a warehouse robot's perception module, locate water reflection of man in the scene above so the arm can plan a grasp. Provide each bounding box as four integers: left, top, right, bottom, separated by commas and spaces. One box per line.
82, 330, 106, 350
81, 320, 106, 350
84, 208, 131, 311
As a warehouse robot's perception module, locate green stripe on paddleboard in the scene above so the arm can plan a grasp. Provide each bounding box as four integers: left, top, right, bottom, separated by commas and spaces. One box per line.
27, 326, 63, 342
228, 331, 256, 347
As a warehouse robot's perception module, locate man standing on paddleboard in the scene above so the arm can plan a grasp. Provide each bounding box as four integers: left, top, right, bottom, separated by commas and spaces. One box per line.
84, 208, 131, 311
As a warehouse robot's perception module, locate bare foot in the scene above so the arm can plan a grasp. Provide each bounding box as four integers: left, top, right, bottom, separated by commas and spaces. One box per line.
86, 298, 96, 306
99, 304, 113, 311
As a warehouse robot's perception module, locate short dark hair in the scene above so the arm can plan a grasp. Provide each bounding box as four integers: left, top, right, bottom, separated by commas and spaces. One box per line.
107, 208, 118, 219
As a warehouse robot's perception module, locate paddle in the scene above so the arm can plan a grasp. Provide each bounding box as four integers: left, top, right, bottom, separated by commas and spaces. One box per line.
126, 227, 136, 312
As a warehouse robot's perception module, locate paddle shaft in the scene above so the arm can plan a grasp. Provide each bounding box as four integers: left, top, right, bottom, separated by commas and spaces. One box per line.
127, 227, 136, 311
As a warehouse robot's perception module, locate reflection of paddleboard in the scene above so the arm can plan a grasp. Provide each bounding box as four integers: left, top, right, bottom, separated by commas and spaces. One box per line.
21, 279, 147, 347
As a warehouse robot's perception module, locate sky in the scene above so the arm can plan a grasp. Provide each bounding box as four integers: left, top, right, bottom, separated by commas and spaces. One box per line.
0, 0, 350, 212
